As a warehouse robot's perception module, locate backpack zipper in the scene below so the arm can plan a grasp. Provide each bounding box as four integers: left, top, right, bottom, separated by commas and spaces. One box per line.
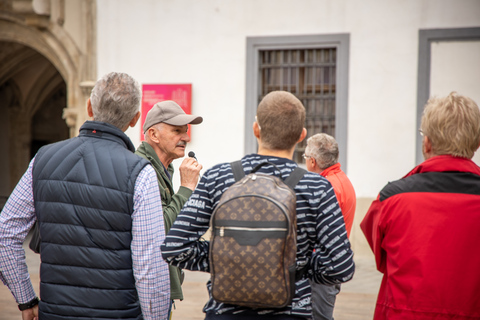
218, 226, 287, 237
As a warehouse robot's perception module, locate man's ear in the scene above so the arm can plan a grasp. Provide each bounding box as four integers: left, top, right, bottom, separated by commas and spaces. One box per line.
422, 135, 436, 160
87, 99, 94, 118
146, 125, 161, 143
253, 121, 261, 139
297, 128, 307, 143
129, 111, 141, 128
423, 136, 432, 154
311, 157, 318, 170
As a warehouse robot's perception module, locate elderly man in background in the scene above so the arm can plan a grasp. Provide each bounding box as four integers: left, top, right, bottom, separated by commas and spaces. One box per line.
361, 92, 480, 320
304, 133, 356, 320
0, 72, 170, 320
135, 100, 203, 309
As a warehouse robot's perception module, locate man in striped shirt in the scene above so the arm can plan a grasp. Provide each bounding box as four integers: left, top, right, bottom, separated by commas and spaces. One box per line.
0, 72, 170, 320
161, 90, 355, 319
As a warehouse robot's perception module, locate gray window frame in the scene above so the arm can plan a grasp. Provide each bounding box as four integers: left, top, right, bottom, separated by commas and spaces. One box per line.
245, 34, 350, 170
416, 27, 480, 164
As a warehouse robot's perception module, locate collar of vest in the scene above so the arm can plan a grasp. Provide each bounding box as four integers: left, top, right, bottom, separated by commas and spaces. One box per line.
79, 121, 136, 152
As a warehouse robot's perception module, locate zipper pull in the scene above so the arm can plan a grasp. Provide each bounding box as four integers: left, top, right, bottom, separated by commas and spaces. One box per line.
220, 227, 225, 237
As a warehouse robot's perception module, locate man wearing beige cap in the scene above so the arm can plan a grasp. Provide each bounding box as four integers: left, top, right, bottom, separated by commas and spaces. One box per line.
135, 100, 203, 312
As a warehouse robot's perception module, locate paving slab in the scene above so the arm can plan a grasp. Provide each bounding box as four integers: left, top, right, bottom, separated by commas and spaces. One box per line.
0, 238, 382, 320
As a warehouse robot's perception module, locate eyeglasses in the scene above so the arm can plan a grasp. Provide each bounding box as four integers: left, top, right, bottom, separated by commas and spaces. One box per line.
302, 153, 312, 160
419, 129, 424, 136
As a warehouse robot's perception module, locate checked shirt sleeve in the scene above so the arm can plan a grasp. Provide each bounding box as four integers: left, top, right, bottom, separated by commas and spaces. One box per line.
0, 158, 37, 304
132, 165, 170, 319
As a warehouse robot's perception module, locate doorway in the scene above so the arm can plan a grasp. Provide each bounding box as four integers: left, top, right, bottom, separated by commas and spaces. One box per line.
0, 41, 68, 210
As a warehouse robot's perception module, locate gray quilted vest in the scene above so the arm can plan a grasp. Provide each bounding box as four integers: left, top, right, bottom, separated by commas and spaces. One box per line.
32, 121, 149, 320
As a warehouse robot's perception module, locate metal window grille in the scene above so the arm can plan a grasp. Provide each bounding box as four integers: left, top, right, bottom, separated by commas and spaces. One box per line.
258, 48, 337, 164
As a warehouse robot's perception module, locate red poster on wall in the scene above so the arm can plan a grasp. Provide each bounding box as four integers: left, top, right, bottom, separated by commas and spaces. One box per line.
141, 84, 192, 140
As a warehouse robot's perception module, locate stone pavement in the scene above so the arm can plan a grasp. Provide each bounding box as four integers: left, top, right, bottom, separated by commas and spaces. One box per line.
0, 235, 382, 320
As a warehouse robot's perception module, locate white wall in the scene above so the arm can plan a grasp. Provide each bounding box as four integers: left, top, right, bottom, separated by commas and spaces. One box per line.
431, 40, 480, 165
96, 0, 480, 197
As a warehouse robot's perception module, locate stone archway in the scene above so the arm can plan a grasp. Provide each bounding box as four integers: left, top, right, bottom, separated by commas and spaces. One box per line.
0, 42, 69, 194
0, 1, 96, 207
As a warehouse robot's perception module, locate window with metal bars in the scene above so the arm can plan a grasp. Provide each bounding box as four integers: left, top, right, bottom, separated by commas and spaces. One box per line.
258, 48, 337, 164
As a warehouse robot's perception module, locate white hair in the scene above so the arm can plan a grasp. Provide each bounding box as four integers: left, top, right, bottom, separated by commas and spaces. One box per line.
305, 133, 339, 170
90, 72, 141, 129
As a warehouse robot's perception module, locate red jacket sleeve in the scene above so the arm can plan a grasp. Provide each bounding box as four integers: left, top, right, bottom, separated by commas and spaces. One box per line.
360, 195, 386, 273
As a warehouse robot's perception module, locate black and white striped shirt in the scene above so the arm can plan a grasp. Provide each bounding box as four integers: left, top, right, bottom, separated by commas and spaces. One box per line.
161, 154, 355, 318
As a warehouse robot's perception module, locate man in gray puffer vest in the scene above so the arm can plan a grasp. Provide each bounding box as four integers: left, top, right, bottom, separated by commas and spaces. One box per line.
0, 72, 170, 320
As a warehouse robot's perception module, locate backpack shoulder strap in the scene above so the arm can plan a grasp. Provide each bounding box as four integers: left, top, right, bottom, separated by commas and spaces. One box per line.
284, 167, 307, 190
231, 160, 245, 182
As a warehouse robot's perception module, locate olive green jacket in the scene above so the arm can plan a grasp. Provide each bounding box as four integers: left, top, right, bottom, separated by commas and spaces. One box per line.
135, 141, 192, 300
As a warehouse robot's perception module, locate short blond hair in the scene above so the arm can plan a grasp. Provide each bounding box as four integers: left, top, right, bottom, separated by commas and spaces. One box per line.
421, 92, 480, 159
256, 91, 306, 150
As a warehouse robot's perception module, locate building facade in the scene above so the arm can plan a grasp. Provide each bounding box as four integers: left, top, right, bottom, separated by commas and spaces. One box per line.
1, 0, 479, 253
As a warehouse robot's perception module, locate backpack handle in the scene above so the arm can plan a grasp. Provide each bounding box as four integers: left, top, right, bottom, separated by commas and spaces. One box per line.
231, 161, 284, 182
251, 162, 284, 179
231, 161, 306, 190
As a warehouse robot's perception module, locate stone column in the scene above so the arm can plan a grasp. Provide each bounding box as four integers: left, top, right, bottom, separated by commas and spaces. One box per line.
8, 104, 32, 189
62, 105, 78, 138
62, 80, 95, 137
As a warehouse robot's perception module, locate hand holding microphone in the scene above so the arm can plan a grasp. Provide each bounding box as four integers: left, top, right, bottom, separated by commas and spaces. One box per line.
179, 150, 202, 191
188, 151, 197, 161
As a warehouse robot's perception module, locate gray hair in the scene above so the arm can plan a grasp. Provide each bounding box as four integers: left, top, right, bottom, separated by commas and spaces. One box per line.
90, 72, 142, 130
305, 133, 339, 170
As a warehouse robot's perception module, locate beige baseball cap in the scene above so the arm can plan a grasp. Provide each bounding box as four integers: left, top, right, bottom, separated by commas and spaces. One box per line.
143, 100, 203, 133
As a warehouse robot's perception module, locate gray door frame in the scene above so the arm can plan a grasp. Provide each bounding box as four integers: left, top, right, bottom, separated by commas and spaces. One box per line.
416, 27, 480, 164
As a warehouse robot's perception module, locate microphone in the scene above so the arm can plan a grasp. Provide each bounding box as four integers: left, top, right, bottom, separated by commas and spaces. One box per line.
188, 151, 197, 161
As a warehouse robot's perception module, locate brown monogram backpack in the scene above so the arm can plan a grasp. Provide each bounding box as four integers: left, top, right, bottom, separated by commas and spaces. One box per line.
209, 161, 306, 308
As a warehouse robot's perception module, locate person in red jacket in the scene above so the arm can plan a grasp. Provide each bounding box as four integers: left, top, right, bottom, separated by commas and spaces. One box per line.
305, 133, 356, 237
304, 133, 356, 320
361, 92, 480, 320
